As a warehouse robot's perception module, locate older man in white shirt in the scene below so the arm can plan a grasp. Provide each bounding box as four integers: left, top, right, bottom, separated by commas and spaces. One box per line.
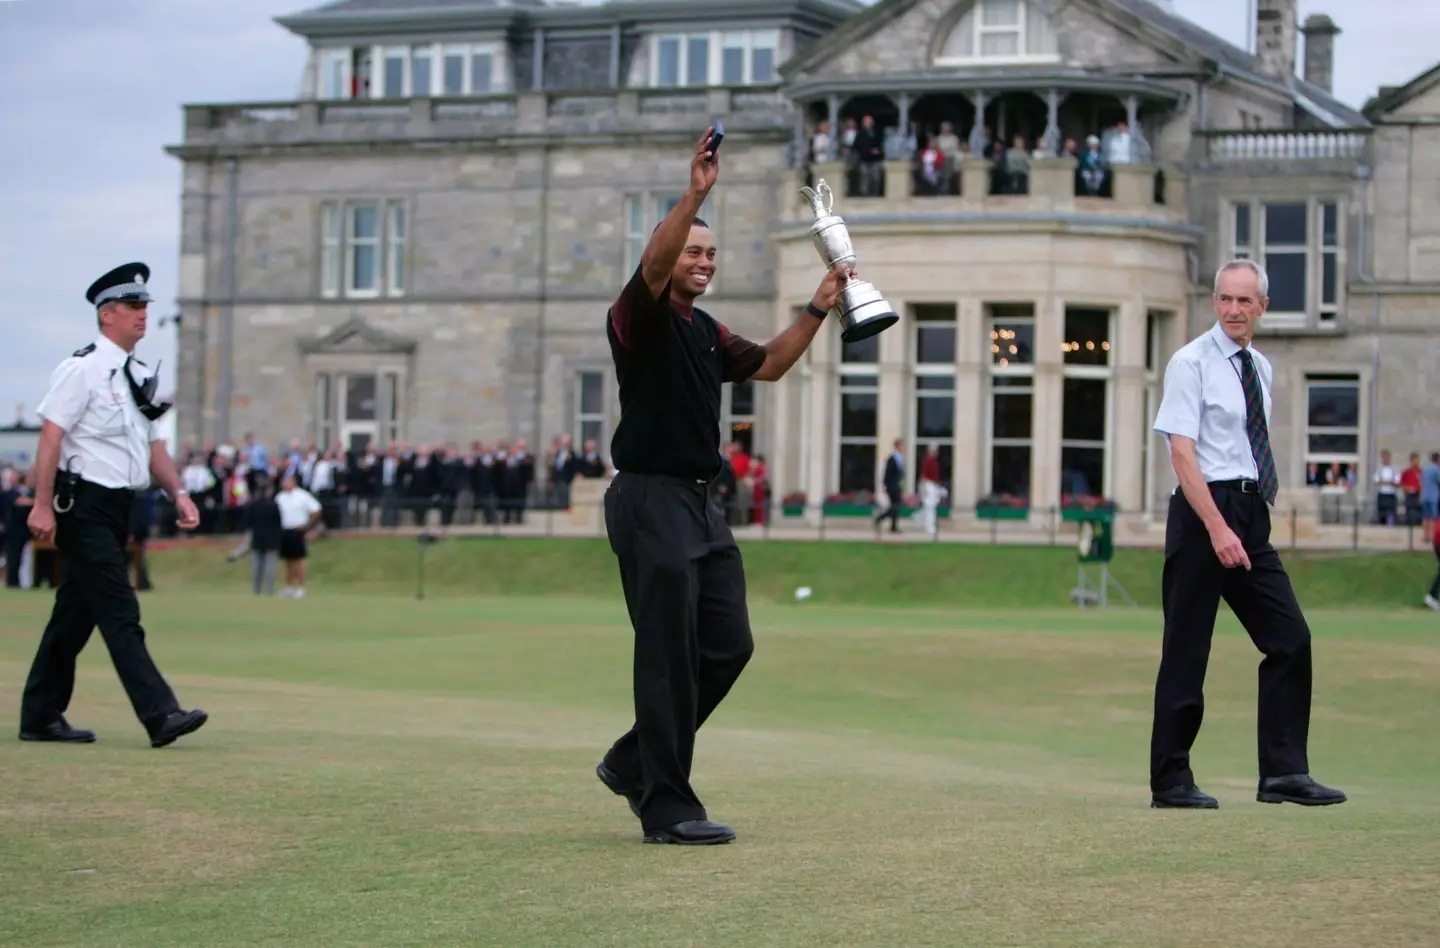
1147, 258, 1345, 811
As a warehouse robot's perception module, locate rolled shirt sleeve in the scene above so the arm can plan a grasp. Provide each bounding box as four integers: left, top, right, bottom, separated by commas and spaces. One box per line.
1152, 352, 1202, 442
35, 360, 89, 433
717, 322, 767, 383
609, 266, 671, 349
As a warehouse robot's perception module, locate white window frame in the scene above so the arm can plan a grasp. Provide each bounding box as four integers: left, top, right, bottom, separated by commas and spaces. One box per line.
835, 368, 880, 496
983, 309, 1036, 502
621, 192, 716, 276
1059, 307, 1115, 503
575, 370, 609, 450
1302, 372, 1362, 488
320, 202, 342, 299
935, 0, 1061, 67
361, 41, 504, 98
320, 48, 353, 100
651, 29, 779, 88
910, 305, 958, 497
1228, 197, 1345, 330
723, 379, 758, 455
386, 201, 407, 297
320, 199, 408, 300
346, 203, 382, 298
1142, 310, 1167, 516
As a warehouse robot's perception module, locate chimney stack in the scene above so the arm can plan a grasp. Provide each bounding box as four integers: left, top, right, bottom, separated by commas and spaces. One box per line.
1255, 0, 1298, 79
1300, 13, 1340, 93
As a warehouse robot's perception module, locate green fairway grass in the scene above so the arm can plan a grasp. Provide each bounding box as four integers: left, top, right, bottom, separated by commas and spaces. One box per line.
140, 533, 1440, 610
1, 577, 1437, 947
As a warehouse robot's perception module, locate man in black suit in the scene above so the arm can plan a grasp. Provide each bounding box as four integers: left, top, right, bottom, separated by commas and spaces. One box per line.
875, 439, 904, 533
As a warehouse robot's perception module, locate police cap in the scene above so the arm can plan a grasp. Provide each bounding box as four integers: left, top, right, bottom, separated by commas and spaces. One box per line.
86, 262, 153, 308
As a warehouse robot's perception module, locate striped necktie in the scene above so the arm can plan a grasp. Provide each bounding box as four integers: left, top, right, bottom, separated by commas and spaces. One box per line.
1235, 348, 1278, 504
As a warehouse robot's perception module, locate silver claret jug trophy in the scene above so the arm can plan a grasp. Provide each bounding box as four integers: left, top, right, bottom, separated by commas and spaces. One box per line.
799, 178, 899, 344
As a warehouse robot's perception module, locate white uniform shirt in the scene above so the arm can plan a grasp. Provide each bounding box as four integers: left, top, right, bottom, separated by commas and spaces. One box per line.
276, 487, 322, 530
35, 335, 162, 490
1153, 321, 1273, 483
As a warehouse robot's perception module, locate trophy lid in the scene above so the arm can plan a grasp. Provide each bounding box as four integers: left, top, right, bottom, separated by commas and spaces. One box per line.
799, 179, 833, 218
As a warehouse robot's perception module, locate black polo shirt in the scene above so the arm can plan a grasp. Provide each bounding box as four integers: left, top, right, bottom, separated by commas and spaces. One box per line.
607, 266, 766, 481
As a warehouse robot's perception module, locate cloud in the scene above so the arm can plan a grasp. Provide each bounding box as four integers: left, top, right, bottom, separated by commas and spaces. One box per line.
0, 0, 1431, 429
0, 0, 305, 425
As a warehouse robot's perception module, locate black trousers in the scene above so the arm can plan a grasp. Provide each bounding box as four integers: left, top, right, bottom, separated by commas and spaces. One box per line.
601, 472, 754, 831
20, 482, 181, 733
1150, 482, 1312, 792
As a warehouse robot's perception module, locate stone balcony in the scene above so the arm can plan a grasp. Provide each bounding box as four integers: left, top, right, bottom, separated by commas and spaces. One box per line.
1189, 129, 1372, 175
778, 157, 1193, 238
172, 85, 796, 155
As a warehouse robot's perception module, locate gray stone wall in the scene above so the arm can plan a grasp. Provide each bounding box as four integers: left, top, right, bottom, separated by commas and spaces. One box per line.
813, 0, 1179, 77
173, 138, 788, 456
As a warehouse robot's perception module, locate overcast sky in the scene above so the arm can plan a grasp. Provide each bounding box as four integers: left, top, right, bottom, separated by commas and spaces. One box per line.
0, 0, 1434, 431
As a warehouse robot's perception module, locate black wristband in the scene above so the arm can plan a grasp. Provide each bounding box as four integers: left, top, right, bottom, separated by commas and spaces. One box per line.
804, 302, 828, 321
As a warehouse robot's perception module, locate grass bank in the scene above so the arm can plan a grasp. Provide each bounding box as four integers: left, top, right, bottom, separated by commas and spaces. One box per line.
147, 535, 1440, 610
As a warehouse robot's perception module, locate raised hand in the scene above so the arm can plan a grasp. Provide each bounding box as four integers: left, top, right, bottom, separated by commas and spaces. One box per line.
691, 127, 720, 197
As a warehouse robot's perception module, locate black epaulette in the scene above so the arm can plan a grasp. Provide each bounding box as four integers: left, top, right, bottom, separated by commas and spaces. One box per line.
72, 343, 96, 358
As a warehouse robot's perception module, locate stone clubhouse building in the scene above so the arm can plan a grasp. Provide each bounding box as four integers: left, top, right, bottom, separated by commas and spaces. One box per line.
167, 0, 1440, 531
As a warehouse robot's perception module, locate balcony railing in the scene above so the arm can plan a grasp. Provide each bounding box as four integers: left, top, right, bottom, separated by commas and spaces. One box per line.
1198, 129, 1370, 164
175, 85, 794, 150
791, 156, 1187, 227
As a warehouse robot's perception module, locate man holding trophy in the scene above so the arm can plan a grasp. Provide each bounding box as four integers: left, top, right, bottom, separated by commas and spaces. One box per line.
595, 126, 896, 845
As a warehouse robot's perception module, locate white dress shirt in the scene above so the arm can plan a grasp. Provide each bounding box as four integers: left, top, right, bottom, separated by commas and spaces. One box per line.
276, 487, 322, 530
35, 335, 162, 490
1153, 321, 1273, 484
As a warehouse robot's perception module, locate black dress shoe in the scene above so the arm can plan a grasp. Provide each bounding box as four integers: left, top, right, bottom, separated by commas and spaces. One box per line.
1151, 784, 1219, 809
595, 762, 642, 819
149, 709, 208, 748
18, 717, 96, 744
1257, 774, 1347, 806
644, 819, 735, 845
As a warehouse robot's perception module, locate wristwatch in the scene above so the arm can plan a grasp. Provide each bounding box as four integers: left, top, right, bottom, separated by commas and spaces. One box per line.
805, 302, 828, 320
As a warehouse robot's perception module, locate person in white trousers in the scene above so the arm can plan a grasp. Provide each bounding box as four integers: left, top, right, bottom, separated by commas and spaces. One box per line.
918, 445, 943, 536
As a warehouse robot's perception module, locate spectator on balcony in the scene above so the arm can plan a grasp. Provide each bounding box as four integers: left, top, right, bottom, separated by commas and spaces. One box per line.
1060, 137, 1079, 160
1078, 135, 1108, 196
1001, 135, 1031, 194
916, 137, 946, 195
1104, 120, 1135, 165
810, 120, 832, 164
937, 121, 962, 159
852, 115, 885, 196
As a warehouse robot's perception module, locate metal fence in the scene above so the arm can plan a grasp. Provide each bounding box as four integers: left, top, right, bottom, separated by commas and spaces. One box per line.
149, 491, 1437, 554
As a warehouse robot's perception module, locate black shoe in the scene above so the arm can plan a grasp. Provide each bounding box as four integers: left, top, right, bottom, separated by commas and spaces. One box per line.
595, 762, 642, 819
1151, 784, 1219, 809
149, 709, 208, 748
18, 717, 96, 744
1257, 774, 1347, 806
643, 819, 735, 845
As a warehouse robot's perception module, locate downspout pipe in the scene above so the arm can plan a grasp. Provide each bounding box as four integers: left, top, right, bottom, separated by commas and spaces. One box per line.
1354, 161, 1380, 492
219, 156, 238, 444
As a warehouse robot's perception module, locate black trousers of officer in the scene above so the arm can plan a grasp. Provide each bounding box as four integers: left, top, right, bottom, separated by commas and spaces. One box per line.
1150, 480, 1312, 792
20, 481, 181, 733
601, 472, 755, 831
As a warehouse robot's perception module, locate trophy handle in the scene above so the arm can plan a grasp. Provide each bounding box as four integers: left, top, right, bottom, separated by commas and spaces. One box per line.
816, 180, 834, 214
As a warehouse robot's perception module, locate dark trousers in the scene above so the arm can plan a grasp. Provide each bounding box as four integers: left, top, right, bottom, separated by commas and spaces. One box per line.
875, 486, 901, 531
1150, 482, 1312, 792
20, 482, 181, 733
601, 472, 754, 831
1429, 546, 1440, 600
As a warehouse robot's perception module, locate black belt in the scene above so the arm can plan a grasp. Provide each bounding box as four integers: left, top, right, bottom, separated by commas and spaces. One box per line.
1209, 478, 1261, 495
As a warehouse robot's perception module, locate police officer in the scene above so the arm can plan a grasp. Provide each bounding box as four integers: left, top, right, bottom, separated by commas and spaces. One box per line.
19, 262, 208, 748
